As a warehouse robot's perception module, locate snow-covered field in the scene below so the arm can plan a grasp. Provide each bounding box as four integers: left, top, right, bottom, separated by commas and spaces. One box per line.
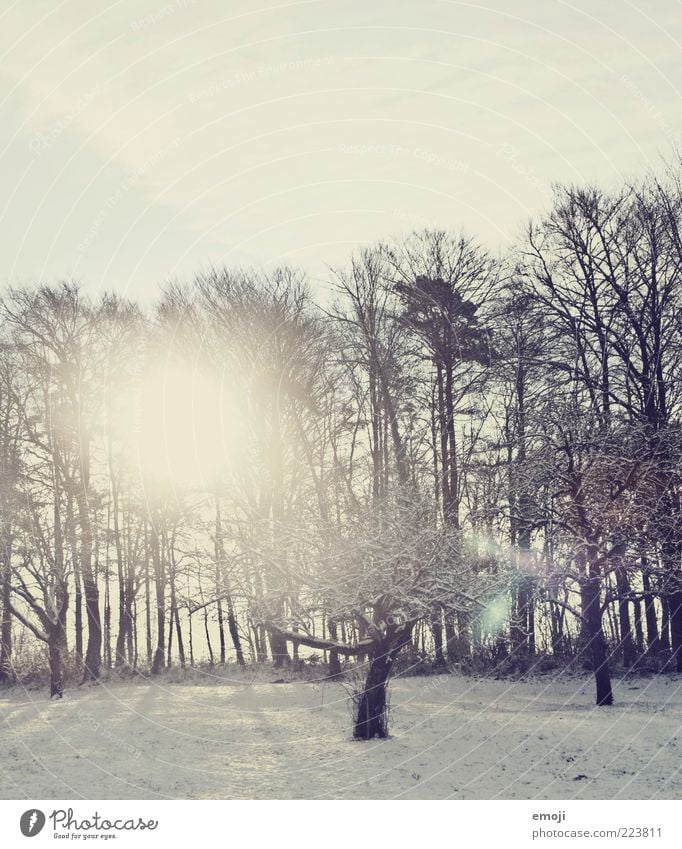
1, 670, 681, 800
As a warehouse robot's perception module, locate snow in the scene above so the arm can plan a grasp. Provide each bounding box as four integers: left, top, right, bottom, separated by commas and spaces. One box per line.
1, 670, 681, 799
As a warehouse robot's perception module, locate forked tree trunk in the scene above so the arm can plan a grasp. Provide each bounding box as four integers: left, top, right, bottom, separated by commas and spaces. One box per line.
353, 625, 413, 740
353, 641, 393, 740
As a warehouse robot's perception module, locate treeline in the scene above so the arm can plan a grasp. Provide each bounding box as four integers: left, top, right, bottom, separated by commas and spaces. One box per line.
0, 167, 681, 737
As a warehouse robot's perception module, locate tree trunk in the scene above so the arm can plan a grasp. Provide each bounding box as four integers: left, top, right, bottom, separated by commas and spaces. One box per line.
270, 627, 290, 668
48, 600, 68, 699
81, 568, 101, 682
150, 523, 165, 675
444, 613, 457, 662
77, 487, 101, 683
144, 525, 152, 665
126, 573, 135, 667
430, 607, 445, 668
583, 576, 613, 706
174, 605, 186, 669
0, 531, 13, 683
633, 598, 644, 657
214, 495, 243, 666
113, 487, 127, 667
49, 632, 64, 699
579, 577, 591, 654
204, 610, 214, 665
455, 611, 471, 660
353, 640, 392, 740
512, 574, 535, 659
443, 361, 460, 528
255, 625, 267, 663
615, 566, 636, 667
661, 535, 681, 666
669, 583, 682, 673
225, 597, 245, 666
606, 600, 619, 647
436, 364, 451, 516
377, 365, 409, 487
126, 515, 136, 667
515, 350, 535, 659
103, 555, 112, 671
216, 598, 226, 665
131, 596, 138, 668
327, 618, 342, 678
660, 594, 671, 652
549, 599, 566, 657
71, 530, 84, 671
526, 579, 536, 655
642, 565, 660, 652
188, 610, 194, 667
166, 602, 174, 668
353, 625, 412, 740
369, 365, 381, 503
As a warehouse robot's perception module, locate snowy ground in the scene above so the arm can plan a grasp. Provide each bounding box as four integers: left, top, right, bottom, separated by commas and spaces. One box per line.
1, 669, 681, 800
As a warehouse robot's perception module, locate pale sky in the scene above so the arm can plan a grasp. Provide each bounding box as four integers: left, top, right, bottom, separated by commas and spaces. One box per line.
1, 0, 681, 302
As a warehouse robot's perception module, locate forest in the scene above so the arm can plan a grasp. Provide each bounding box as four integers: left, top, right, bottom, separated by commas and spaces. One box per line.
0, 167, 681, 743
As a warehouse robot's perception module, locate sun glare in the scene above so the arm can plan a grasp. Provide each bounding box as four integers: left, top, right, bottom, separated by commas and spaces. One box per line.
135, 363, 242, 492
